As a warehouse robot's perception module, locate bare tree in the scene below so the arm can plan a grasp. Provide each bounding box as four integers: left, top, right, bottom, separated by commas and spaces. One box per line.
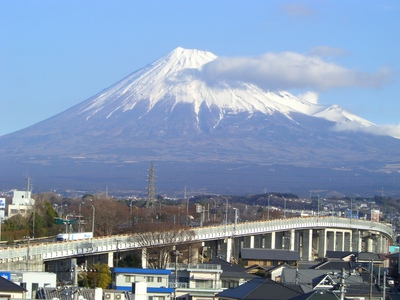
90, 197, 130, 236
133, 227, 195, 269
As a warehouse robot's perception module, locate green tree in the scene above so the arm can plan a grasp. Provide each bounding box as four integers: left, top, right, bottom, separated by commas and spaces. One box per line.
4, 215, 29, 231
86, 263, 111, 289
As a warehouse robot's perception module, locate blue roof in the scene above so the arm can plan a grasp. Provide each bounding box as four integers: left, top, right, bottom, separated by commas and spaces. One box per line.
147, 287, 174, 293
112, 268, 171, 275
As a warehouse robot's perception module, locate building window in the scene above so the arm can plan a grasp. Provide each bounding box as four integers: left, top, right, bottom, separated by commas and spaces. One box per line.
222, 280, 238, 289
147, 276, 154, 282
195, 280, 213, 289
152, 297, 165, 300
157, 277, 162, 283
125, 275, 134, 283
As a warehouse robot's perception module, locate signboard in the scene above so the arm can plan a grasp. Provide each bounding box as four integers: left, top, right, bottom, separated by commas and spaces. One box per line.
0, 272, 10, 280
54, 218, 74, 225
0, 198, 5, 209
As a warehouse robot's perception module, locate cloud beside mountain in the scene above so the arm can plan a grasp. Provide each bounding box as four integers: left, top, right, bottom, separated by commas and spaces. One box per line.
199, 49, 398, 138
201, 51, 392, 91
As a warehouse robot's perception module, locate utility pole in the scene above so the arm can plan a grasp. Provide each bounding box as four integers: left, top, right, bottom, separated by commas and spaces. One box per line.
24, 236, 30, 270
383, 271, 387, 300
146, 161, 155, 208
339, 268, 345, 300
369, 260, 374, 299
172, 247, 182, 300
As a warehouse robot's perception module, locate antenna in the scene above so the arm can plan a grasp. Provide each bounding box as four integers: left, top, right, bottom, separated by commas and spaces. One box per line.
145, 162, 155, 208
25, 176, 31, 199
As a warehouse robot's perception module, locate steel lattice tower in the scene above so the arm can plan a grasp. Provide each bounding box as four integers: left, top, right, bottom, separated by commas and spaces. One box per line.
146, 161, 155, 208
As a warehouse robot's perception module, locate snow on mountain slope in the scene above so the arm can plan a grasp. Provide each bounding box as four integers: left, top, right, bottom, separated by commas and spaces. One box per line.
313, 104, 375, 127
76, 47, 373, 133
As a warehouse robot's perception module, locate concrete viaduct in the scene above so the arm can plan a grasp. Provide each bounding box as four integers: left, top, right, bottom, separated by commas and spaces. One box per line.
0, 216, 394, 274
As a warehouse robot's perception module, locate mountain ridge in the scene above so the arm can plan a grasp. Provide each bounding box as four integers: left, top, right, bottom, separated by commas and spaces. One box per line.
0, 47, 399, 196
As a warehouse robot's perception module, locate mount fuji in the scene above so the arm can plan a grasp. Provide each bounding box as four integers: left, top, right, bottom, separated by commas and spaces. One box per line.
1, 47, 399, 196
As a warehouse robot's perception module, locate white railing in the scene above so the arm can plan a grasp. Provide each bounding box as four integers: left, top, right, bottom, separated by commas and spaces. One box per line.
0, 216, 393, 263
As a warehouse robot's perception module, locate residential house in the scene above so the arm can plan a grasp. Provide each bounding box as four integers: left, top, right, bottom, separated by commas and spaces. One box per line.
0, 276, 27, 299
216, 277, 304, 300
166, 263, 223, 300
281, 266, 384, 299
0, 270, 56, 299
111, 267, 173, 300
245, 263, 288, 281
208, 258, 256, 289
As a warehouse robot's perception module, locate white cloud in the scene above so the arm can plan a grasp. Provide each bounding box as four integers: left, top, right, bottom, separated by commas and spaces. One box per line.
333, 122, 400, 139
201, 51, 392, 91
297, 91, 319, 104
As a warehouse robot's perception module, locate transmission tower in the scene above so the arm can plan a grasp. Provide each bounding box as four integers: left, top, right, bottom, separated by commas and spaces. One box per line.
25, 176, 32, 198
146, 161, 155, 208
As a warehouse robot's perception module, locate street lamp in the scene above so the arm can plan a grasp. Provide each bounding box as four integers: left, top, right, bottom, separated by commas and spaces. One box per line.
350, 197, 353, 220
233, 208, 238, 232
78, 202, 83, 233
88, 203, 95, 236
223, 197, 229, 234
283, 197, 286, 218
267, 195, 272, 220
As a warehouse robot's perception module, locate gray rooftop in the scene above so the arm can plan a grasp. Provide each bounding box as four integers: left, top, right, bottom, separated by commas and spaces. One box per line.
241, 248, 301, 261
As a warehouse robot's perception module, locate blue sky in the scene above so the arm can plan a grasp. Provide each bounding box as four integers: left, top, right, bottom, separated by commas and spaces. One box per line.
1, 0, 399, 136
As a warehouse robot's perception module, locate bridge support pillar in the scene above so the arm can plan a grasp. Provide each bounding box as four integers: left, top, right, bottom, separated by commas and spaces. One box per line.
367, 237, 374, 252
327, 230, 335, 251
141, 248, 147, 269
352, 230, 362, 252
261, 234, 266, 248
344, 232, 352, 251
290, 230, 295, 251
271, 232, 276, 249
381, 236, 389, 253
337, 231, 344, 251
302, 229, 313, 261
107, 252, 114, 268
376, 235, 382, 253
249, 236, 255, 248
226, 238, 233, 263
318, 229, 327, 258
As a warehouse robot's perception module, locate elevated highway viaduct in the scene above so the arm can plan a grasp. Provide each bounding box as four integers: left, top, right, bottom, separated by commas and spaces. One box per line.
0, 216, 393, 282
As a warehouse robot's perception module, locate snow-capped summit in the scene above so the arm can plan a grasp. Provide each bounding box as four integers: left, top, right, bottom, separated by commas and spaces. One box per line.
76, 47, 373, 135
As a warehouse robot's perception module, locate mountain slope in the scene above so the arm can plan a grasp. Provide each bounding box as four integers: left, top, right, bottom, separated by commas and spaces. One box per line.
0, 47, 399, 196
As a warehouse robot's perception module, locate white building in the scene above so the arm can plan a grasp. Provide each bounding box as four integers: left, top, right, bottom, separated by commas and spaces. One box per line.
166, 263, 223, 300
112, 267, 173, 300
7, 190, 35, 219
0, 270, 56, 299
